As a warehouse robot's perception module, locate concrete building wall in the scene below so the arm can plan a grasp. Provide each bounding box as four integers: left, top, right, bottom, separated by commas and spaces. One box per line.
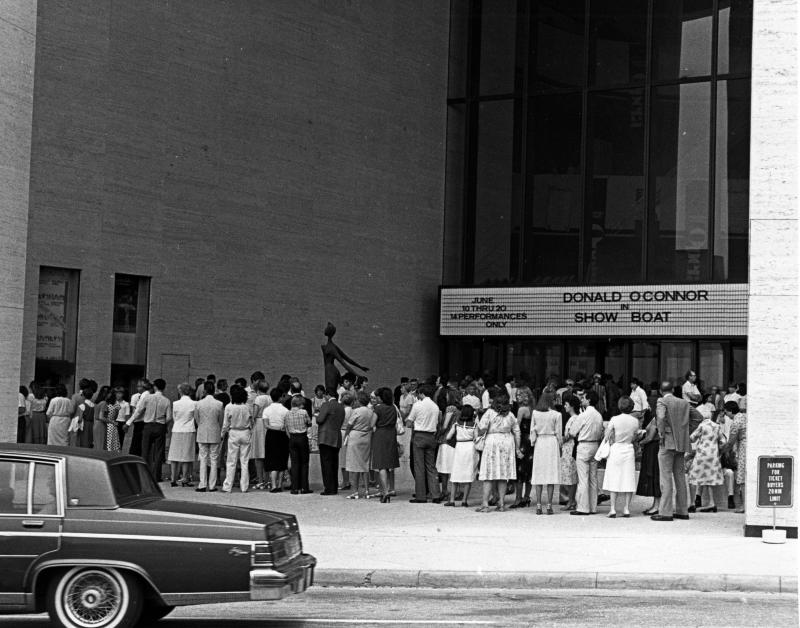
20, 0, 450, 394
745, 0, 798, 534
0, 1, 37, 442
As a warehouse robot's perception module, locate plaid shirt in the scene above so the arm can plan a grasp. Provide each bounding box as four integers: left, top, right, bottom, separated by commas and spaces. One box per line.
285, 408, 310, 434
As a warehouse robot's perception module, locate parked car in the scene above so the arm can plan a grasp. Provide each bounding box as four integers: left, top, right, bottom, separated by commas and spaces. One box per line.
0, 444, 316, 627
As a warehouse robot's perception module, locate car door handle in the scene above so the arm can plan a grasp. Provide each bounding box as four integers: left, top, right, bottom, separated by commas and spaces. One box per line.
22, 520, 45, 528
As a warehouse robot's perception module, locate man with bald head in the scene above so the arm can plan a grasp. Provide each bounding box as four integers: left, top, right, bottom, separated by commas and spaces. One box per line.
652, 380, 691, 521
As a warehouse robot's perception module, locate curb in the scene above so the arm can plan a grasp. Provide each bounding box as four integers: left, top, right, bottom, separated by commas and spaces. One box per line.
314, 569, 797, 594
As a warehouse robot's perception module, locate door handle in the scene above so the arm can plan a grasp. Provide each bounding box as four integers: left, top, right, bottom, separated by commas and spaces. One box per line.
22, 520, 44, 528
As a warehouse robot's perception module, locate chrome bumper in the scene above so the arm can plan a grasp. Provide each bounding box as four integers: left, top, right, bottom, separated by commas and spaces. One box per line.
250, 553, 317, 601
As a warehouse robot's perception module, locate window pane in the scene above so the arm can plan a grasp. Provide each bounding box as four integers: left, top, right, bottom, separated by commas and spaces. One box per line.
604, 342, 628, 385
0, 461, 29, 514
525, 93, 582, 283
585, 89, 645, 282
36, 267, 80, 393
505, 341, 562, 392
717, 0, 752, 75
653, 0, 713, 79
631, 342, 660, 390
533, 0, 585, 89
474, 100, 517, 284
660, 341, 695, 388
699, 341, 727, 391
448, 0, 471, 99
731, 344, 747, 385
648, 83, 711, 282
447, 339, 482, 381
480, 0, 518, 95
713, 79, 750, 282
589, 0, 647, 86
443, 104, 466, 284
32, 463, 57, 515
568, 342, 597, 381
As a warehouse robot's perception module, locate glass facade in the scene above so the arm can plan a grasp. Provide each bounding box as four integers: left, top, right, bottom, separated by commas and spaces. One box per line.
445, 0, 752, 286
444, 338, 745, 392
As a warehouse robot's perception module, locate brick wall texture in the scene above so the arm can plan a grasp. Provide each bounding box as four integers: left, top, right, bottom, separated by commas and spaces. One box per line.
20, 0, 450, 395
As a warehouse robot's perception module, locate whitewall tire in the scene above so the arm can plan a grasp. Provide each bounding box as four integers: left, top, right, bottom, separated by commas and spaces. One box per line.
46, 566, 143, 628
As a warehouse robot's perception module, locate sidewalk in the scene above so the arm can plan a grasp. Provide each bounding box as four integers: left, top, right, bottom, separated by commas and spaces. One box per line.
164, 453, 797, 594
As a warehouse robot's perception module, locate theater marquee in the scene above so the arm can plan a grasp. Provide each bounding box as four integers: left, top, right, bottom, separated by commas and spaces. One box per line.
439, 284, 748, 337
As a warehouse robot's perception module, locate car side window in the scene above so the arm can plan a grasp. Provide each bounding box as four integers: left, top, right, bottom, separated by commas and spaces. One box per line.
31, 463, 58, 515
0, 460, 30, 515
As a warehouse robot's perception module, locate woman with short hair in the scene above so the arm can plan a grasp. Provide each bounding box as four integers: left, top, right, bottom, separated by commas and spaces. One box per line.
264, 387, 290, 492
46, 385, 73, 447
250, 380, 271, 490
344, 391, 377, 499
338, 391, 355, 491
92, 385, 111, 450
475, 392, 520, 512
559, 394, 581, 511
371, 387, 400, 503
530, 393, 562, 515
27, 383, 48, 445
105, 387, 127, 452
602, 396, 640, 517
168, 383, 198, 486
723, 401, 747, 513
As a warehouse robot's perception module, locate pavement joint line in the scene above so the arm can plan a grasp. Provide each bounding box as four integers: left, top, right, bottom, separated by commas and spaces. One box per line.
313, 568, 795, 594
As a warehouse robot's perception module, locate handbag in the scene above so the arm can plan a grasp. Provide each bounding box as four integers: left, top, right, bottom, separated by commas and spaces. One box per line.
474, 431, 486, 452
445, 426, 457, 448
594, 438, 611, 461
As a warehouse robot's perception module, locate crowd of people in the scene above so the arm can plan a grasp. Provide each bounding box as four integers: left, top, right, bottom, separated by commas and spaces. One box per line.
16, 368, 748, 517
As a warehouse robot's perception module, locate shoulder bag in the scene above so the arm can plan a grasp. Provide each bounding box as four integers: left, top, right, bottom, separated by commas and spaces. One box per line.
594, 438, 611, 461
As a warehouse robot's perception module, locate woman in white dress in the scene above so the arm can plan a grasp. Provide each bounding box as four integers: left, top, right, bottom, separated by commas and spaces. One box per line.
602, 396, 641, 517
475, 392, 520, 512
530, 394, 562, 515
443, 405, 478, 507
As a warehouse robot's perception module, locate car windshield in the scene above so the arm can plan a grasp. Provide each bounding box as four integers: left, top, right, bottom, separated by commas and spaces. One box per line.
108, 461, 163, 504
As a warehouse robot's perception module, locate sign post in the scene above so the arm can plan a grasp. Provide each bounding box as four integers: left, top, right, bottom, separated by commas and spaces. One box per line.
757, 456, 793, 544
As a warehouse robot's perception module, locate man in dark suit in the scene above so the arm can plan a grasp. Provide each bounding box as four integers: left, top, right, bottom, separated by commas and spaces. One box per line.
316, 388, 345, 495
652, 380, 691, 521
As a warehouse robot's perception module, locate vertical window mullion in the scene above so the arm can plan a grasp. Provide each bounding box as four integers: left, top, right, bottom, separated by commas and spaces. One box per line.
461, 0, 483, 285
577, 0, 590, 283
708, 0, 720, 281
642, 0, 654, 282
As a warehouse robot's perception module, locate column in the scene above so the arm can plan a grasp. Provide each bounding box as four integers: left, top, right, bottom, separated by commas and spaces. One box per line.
745, 0, 798, 536
0, 2, 37, 442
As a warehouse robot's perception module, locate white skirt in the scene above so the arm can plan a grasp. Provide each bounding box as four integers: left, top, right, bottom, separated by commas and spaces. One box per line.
602, 443, 637, 492
450, 441, 478, 483
436, 443, 455, 474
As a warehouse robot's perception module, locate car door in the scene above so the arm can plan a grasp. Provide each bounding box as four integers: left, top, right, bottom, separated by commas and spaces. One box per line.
0, 457, 62, 604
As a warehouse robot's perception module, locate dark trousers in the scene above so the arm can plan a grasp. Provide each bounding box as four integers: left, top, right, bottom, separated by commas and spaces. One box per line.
319, 444, 339, 493
412, 431, 439, 500
288, 433, 310, 491
129, 421, 145, 457
141, 423, 167, 481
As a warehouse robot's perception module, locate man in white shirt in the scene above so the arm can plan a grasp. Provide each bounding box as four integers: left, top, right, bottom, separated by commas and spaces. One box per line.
681, 370, 701, 407
568, 390, 605, 515
126, 379, 152, 457
195, 381, 224, 492
629, 378, 649, 424
405, 384, 442, 503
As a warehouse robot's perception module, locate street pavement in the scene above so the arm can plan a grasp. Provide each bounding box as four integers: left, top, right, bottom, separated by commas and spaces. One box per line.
2, 588, 797, 627
162, 450, 797, 593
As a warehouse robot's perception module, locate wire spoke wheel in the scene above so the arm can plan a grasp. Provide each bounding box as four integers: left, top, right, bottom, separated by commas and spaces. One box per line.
51, 567, 136, 628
